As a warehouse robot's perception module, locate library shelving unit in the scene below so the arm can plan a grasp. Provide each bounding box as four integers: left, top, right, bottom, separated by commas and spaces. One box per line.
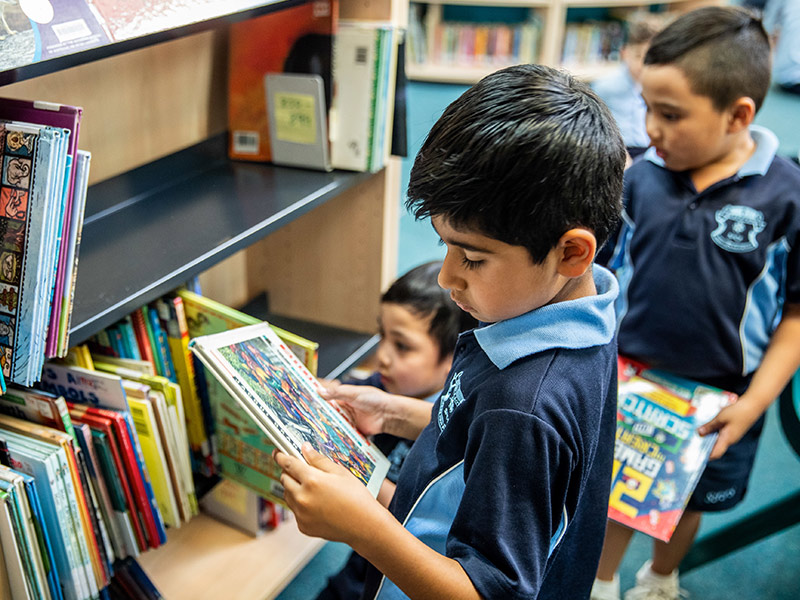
406, 0, 720, 84
0, 0, 406, 597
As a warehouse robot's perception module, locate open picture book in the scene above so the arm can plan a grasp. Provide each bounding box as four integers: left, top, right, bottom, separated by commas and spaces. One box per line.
189, 322, 389, 498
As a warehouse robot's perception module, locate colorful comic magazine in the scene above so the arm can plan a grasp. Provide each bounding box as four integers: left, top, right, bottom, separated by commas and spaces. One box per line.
189, 322, 389, 498
609, 357, 736, 541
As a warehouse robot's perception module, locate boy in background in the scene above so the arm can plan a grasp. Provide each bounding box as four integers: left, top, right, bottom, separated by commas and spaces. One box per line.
275, 63, 627, 599
592, 7, 800, 600
316, 260, 476, 600
592, 13, 662, 158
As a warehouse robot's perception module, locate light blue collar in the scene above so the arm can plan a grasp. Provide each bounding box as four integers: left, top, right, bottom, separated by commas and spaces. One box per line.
644, 124, 778, 176
473, 266, 619, 370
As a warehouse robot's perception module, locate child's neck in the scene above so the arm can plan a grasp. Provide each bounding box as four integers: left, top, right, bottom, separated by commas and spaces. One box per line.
549, 270, 597, 306
690, 129, 756, 193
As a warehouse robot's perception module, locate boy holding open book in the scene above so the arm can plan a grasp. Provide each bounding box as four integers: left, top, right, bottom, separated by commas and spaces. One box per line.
274, 63, 627, 599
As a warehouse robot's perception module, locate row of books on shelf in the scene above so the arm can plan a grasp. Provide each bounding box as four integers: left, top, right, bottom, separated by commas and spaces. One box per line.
406, 10, 543, 69
561, 20, 625, 66
0, 97, 90, 388
1, 0, 299, 73
0, 286, 322, 598
227, 0, 399, 173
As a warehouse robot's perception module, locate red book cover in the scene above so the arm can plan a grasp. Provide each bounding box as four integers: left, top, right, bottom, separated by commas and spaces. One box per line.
228, 0, 338, 162
68, 403, 162, 549
130, 308, 156, 372
68, 409, 147, 552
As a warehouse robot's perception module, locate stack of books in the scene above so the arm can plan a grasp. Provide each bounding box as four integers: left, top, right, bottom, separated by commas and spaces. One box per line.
0, 98, 91, 387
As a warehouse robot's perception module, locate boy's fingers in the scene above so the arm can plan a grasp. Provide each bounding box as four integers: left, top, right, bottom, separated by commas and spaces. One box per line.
301, 442, 340, 473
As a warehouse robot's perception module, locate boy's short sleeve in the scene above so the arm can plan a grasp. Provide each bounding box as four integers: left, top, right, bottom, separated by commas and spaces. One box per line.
445, 407, 576, 599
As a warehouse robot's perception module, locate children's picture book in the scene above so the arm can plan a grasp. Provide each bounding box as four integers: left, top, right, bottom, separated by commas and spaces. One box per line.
190, 322, 389, 498
608, 357, 737, 541
177, 288, 317, 500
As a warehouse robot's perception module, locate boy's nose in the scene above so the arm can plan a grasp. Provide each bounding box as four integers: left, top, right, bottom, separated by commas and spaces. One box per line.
438, 252, 464, 291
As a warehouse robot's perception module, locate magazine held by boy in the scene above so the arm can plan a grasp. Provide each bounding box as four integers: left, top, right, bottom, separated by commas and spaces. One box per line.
609, 358, 736, 541
189, 322, 389, 497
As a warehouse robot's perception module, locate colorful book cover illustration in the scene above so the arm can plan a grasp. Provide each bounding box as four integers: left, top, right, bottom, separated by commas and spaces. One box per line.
177, 289, 318, 502
608, 358, 736, 541
0, 120, 67, 386
189, 321, 389, 498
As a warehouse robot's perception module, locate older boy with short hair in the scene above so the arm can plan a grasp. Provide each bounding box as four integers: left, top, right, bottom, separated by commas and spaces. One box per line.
592, 6, 800, 600
274, 63, 627, 599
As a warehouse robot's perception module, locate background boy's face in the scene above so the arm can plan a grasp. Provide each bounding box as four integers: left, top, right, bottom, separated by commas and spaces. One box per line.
432, 216, 563, 323
640, 64, 734, 173
376, 302, 452, 399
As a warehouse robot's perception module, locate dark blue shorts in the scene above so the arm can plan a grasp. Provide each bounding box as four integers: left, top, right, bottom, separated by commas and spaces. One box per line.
686, 414, 766, 512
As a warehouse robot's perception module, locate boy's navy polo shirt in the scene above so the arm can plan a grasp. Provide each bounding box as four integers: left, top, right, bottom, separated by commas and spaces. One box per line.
362, 267, 620, 600
606, 126, 800, 392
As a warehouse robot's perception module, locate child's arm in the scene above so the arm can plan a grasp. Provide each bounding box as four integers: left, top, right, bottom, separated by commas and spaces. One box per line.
699, 304, 800, 459
321, 383, 434, 440
276, 444, 482, 600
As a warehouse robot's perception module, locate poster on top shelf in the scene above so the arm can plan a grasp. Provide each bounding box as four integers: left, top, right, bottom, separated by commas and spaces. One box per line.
0, 0, 285, 74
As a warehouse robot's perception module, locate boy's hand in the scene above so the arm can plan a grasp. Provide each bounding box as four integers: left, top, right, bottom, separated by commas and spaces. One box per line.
320, 384, 390, 436
698, 398, 763, 460
274, 443, 382, 544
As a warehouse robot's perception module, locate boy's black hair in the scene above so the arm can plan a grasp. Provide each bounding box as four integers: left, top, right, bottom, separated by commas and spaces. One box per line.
644, 6, 771, 112
406, 63, 625, 264
381, 261, 477, 362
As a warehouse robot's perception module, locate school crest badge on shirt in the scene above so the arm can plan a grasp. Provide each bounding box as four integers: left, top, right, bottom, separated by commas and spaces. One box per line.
438, 371, 465, 431
711, 205, 765, 253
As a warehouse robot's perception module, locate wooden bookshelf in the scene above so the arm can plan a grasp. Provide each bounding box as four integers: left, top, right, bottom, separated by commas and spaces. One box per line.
136, 513, 325, 600
0, 0, 404, 597
406, 0, 722, 84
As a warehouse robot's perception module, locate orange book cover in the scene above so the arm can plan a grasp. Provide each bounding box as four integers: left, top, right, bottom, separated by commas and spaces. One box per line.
228, 0, 338, 162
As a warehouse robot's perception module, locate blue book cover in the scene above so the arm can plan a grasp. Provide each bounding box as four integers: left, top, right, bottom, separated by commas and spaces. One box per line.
0, 430, 89, 600
21, 469, 65, 600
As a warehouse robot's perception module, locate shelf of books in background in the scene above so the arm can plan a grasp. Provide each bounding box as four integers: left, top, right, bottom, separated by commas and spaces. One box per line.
0, 98, 91, 392
405, 1, 544, 84
609, 356, 736, 542
228, 0, 399, 173
0, 284, 318, 598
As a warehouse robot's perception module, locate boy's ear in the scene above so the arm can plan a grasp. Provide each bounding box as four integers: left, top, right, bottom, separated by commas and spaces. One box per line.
727, 97, 756, 132
556, 228, 597, 278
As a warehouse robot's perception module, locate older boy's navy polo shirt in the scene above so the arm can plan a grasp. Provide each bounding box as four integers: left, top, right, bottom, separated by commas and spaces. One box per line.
362, 267, 619, 600
607, 126, 800, 391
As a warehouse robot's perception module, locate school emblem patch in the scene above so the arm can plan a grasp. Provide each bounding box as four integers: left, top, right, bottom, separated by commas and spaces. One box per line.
437, 371, 465, 431
711, 205, 765, 253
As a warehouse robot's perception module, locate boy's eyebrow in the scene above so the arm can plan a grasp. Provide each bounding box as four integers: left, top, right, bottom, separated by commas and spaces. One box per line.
431, 223, 494, 254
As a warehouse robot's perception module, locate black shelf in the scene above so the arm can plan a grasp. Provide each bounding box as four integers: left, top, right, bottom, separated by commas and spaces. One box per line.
239, 293, 379, 380
0, 0, 307, 86
68, 134, 372, 345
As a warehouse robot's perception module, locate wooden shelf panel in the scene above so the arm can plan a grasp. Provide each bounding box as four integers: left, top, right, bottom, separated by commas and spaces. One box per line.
0, 0, 308, 86
137, 513, 325, 600
414, 0, 550, 6
69, 135, 371, 344
408, 60, 620, 83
